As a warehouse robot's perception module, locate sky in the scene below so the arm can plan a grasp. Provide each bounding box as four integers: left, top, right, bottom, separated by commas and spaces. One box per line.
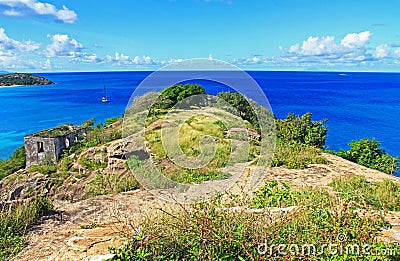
1, 0, 400, 72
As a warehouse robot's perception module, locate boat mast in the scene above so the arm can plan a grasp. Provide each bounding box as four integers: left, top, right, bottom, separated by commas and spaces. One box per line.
103, 79, 107, 99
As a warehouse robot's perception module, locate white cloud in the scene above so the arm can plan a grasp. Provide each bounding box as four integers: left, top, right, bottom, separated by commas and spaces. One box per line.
142, 55, 153, 64
79, 53, 103, 63
54, 5, 77, 24
42, 58, 52, 69
279, 31, 373, 64
115, 52, 130, 62
375, 44, 390, 58
3, 9, 21, 16
168, 58, 184, 64
105, 53, 155, 66
0, 0, 77, 23
0, 27, 40, 53
45, 34, 83, 58
340, 31, 371, 48
394, 48, 400, 58
0, 27, 48, 70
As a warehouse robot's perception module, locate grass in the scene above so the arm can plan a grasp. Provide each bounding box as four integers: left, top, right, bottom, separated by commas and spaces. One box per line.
144, 110, 246, 184
85, 171, 140, 198
27, 162, 57, 175
329, 175, 400, 211
0, 197, 53, 261
109, 179, 399, 260
166, 169, 230, 183
271, 141, 328, 169
80, 157, 108, 170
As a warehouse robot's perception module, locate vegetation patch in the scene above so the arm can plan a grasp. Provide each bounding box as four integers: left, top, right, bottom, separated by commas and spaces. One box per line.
271, 112, 329, 169
80, 157, 107, 170
275, 112, 328, 149
27, 158, 57, 175
271, 141, 328, 169
110, 179, 398, 260
329, 175, 400, 211
0, 146, 26, 180
0, 73, 54, 87
85, 171, 140, 198
144, 109, 243, 184
337, 138, 399, 174
0, 197, 53, 261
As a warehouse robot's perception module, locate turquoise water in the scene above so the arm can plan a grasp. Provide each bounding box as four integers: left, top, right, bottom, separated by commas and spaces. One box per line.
1, 71, 399, 174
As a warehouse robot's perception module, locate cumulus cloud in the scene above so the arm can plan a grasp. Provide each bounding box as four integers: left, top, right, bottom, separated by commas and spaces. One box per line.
0, 27, 41, 70
394, 48, 400, 58
0, 0, 77, 23
0, 27, 40, 53
340, 31, 371, 48
0, 28, 57, 70
45, 34, 83, 58
168, 58, 184, 64
105, 52, 155, 66
79, 53, 103, 63
279, 31, 373, 64
375, 44, 390, 58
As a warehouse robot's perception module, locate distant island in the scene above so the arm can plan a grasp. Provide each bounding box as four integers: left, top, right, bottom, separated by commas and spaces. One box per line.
0, 73, 54, 87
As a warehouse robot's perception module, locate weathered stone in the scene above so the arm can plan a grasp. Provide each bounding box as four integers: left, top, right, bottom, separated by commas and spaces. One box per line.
84, 254, 116, 261
24, 125, 88, 167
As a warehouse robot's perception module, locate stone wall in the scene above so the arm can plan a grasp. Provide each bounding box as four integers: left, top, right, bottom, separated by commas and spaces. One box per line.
24, 128, 87, 168
24, 136, 57, 168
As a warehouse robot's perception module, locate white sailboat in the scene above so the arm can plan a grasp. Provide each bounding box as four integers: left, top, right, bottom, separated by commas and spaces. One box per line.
102, 80, 108, 103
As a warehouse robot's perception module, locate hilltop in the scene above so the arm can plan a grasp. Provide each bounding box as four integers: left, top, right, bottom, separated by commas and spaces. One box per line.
0, 84, 399, 260
0, 73, 54, 87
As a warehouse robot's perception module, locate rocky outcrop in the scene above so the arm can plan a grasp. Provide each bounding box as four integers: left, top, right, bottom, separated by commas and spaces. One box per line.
0, 171, 52, 205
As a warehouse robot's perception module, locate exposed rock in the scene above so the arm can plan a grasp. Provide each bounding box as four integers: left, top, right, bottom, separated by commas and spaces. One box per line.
0, 172, 51, 203
84, 254, 116, 261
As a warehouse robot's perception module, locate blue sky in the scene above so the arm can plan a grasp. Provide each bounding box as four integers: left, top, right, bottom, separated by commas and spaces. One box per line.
1, 0, 400, 71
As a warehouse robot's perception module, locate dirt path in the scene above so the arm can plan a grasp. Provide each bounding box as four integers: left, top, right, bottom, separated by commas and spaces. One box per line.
13, 190, 170, 261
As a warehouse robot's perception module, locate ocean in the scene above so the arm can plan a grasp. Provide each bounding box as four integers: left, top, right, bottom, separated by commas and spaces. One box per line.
1, 71, 399, 175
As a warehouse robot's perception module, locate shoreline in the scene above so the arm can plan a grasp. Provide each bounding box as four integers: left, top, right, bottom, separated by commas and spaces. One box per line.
0, 84, 26, 88
0, 83, 55, 89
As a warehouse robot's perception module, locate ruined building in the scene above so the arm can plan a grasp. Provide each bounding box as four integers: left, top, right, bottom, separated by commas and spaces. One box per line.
24, 125, 87, 168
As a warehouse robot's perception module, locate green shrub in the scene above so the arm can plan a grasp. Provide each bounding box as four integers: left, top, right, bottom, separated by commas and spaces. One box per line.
251, 181, 296, 208
105, 116, 120, 126
216, 91, 259, 129
0, 146, 26, 180
82, 118, 95, 130
276, 112, 328, 149
80, 157, 107, 170
154, 84, 206, 110
337, 138, 399, 174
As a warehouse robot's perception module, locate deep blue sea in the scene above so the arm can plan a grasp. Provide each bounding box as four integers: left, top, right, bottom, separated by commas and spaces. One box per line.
1, 71, 399, 175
